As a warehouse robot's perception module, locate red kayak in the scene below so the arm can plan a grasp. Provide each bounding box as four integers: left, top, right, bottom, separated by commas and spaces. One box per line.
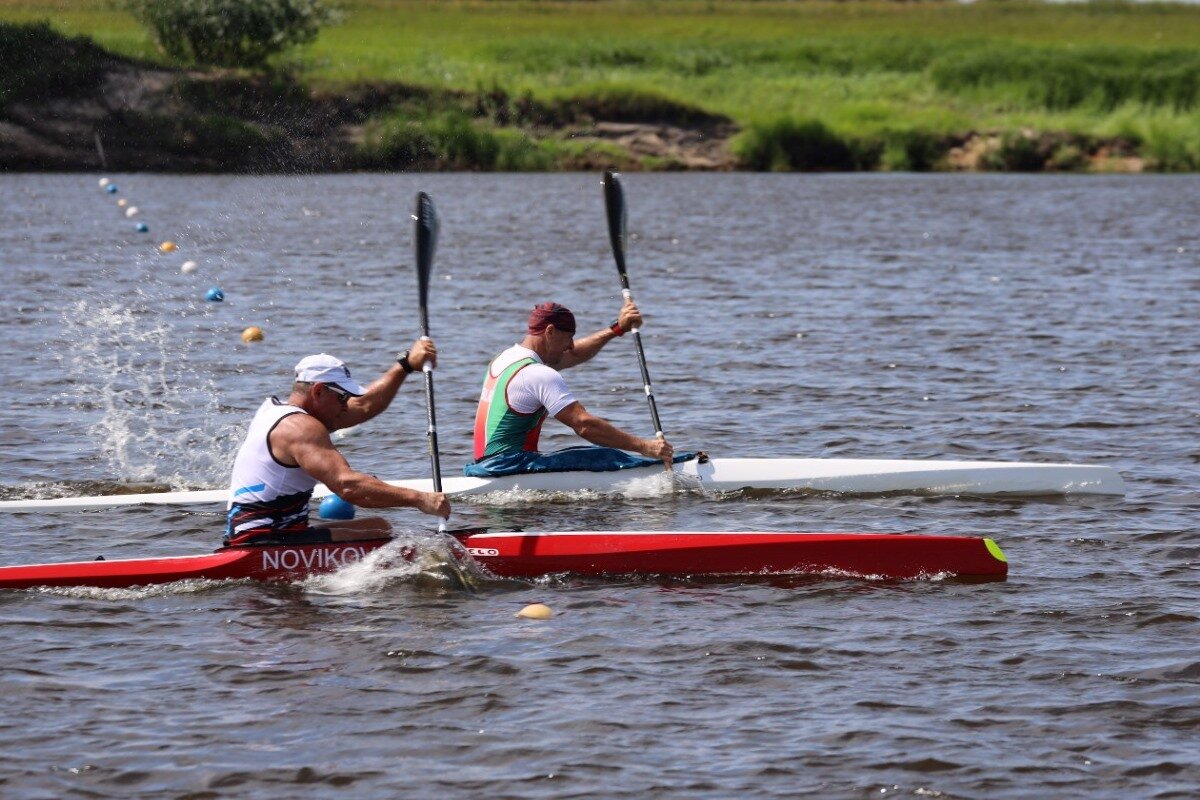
0, 531, 1007, 590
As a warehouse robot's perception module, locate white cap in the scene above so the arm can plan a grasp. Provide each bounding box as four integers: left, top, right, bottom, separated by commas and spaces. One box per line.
294, 354, 366, 396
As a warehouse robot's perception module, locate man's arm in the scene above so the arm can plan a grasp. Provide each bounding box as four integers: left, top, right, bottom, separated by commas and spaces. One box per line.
558, 300, 641, 370
337, 338, 437, 428
555, 402, 673, 463
277, 415, 449, 517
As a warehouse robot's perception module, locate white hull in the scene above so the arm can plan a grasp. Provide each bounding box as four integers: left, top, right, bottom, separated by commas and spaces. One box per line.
685, 457, 1124, 496
0, 456, 1124, 512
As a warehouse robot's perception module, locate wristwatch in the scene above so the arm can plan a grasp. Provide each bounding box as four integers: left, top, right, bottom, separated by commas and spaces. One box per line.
397, 350, 415, 374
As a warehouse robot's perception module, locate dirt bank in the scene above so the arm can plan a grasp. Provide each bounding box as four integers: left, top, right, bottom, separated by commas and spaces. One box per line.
0, 24, 1145, 174
0, 50, 738, 173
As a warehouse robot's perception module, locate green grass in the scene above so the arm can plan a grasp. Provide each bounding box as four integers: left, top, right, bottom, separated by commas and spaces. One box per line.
4, 0, 1200, 169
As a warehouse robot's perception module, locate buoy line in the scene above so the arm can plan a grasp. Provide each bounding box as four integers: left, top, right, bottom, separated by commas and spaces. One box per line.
95, 177, 262, 342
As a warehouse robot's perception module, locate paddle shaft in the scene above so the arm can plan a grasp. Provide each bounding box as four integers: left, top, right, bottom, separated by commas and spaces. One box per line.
413, 193, 446, 531
603, 171, 665, 439
420, 352, 441, 494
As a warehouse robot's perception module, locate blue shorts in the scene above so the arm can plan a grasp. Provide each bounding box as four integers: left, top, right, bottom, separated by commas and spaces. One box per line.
464, 446, 695, 478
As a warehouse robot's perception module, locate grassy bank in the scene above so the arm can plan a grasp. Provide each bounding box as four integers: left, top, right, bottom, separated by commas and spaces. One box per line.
4, 0, 1200, 170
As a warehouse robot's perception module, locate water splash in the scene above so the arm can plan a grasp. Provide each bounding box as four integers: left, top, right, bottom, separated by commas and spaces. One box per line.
302, 536, 485, 595
41, 578, 231, 601
61, 299, 240, 488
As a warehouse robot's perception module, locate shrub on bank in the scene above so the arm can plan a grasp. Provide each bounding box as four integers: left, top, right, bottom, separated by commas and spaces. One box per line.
980, 133, 1045, 172
881, 129, 946, 172
358, 112, 553, 171
1139, 120, 1200, 172
734, 117, 879, 171
554, 85, 724, 126
1046, 142, 1089, 172
468, 82, 727, 129
0, 21, 109, 109
122, 0, 339, 68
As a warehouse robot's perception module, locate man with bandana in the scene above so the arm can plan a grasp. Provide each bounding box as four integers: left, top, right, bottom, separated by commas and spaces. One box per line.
466, 300, 678, 477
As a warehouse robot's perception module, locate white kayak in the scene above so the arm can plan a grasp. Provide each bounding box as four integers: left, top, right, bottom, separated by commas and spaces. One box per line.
0, 456, 1124, 512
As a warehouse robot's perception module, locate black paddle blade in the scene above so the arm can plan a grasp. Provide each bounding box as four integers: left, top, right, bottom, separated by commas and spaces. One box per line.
412, 191, 444, 493
414, 192, 439, 329
603, 170, 629, 285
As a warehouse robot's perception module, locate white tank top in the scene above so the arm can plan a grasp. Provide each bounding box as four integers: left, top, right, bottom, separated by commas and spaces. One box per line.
491, 344, 576, 416
227, 398, 319, 508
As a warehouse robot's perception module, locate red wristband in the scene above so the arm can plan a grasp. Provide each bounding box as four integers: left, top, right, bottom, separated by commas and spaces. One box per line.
610, 321, 625, 337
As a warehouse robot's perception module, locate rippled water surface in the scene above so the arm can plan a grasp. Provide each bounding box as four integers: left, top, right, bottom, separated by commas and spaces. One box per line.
0, 173, 1197, 798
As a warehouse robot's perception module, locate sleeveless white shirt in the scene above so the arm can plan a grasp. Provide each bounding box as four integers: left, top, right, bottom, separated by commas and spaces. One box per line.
227, 398, 319, 508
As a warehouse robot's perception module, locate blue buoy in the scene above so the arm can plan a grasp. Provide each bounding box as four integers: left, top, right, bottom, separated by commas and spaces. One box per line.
135, 222, 149, 233
106, 184, 118, 194
319, 494, 355, 520
204, 287, 224, 302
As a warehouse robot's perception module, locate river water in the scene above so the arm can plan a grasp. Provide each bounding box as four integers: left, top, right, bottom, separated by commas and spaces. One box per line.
0, 173, 1196, 798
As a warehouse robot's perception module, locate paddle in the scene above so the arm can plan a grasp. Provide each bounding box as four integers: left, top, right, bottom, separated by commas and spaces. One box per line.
412, 193, 483, 592
603, 170, 667, 453
413, 191, 446, 534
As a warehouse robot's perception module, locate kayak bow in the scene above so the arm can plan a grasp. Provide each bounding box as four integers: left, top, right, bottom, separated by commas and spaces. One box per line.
463, 531, 1007, 581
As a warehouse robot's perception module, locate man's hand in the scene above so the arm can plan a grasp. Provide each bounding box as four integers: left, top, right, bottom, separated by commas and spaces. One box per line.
417, 491, 450, 519
617, 299, 643, 333
408, 337, 437, 371
639, 434, 673, 467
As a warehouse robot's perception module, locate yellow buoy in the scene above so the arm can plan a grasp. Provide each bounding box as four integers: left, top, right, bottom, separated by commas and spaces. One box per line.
516, 603, 553, 620
117, 198, 128, 208
241, 326, 264, 343
160, 241, 177, 253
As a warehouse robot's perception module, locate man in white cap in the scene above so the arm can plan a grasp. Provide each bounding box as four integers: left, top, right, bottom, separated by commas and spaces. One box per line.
225, 341, 449, 546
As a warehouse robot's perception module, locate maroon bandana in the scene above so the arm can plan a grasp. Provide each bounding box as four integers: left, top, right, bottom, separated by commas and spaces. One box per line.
528, 302, 576, 335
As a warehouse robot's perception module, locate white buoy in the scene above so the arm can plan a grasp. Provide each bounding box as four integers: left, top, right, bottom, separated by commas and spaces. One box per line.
98, 178, 110, 188
125, 206, 139, 218
181, 261, 198, 274
117, 199, 128, 208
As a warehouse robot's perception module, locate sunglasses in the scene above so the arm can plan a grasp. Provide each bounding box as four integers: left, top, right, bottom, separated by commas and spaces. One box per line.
324, 384, 353, 406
